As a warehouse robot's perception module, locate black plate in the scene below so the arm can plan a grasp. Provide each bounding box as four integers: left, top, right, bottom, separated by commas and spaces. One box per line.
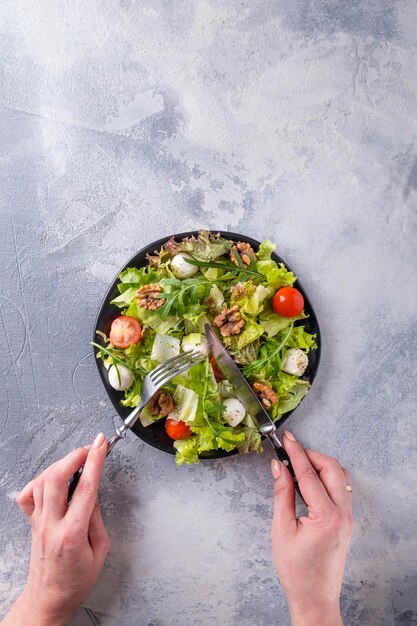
94, 231, 321, 459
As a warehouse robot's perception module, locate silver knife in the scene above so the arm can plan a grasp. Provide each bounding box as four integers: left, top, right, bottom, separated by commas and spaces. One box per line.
205, 323, 304, 501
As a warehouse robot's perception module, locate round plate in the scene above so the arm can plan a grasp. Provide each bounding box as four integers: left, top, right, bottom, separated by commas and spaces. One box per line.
94, 231, 321, 459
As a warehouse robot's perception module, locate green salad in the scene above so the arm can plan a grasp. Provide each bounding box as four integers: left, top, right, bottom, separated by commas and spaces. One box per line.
94, 230, 318, 465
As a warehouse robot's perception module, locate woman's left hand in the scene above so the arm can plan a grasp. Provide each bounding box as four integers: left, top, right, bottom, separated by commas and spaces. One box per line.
1, 433, 110, 626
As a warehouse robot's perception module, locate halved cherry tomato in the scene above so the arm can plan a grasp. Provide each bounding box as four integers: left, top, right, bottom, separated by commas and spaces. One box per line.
209, 355, 225, 382
109, 316, 142, 349
165, 418, 192, 440
272, 287, 304, 318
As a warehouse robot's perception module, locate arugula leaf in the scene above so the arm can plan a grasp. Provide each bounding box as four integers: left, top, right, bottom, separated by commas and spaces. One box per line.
185, 257, 265, 281
156, 277, 212, 321
242, 323, 294, 377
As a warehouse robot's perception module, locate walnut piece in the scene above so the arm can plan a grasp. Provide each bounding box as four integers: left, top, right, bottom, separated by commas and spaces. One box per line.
230, 280, 255, 301
214, 305, 244, 336
230, 242, 257, 267
147, 390, 174, 417
252, 382, 279, 410
136, 284, 166, 310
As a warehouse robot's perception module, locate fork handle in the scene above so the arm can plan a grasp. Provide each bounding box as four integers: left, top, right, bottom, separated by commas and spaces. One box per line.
67, 424, 129, 503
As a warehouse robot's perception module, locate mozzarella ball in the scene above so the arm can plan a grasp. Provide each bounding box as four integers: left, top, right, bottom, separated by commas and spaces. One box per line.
281, 348, 308, 377
223, 397, 246, 427
171, 253, 199, 278
108, 364, 134, 391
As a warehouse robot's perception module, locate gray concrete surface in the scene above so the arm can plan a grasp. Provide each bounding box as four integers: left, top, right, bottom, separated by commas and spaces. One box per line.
1, 1, 417, 625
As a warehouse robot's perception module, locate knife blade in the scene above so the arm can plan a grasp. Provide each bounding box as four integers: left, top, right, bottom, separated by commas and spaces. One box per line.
205, 323, 304, 502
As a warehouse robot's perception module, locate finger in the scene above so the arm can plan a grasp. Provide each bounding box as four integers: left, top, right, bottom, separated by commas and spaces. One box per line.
282, 431, 333, 517
342, 467, 353, 498
67, 433, 108, 529
32, 477, 44, 512
43, 447, 91, 521
88, 499, 110, 565
15, 445, 92, 519
16, 480, 35, 517
304, 449, 351, 511
271, 459, 297, 537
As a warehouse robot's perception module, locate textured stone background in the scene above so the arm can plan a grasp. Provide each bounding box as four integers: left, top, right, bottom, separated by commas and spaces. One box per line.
1, 1, 417, 625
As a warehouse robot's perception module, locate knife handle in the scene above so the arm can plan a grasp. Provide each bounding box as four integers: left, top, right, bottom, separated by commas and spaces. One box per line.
269, 434, 306, 505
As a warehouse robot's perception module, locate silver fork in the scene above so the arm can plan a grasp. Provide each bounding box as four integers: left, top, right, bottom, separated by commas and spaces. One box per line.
67, 349, 205, 501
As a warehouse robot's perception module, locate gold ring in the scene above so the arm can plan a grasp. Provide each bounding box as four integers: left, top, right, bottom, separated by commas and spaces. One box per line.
346, 484, 353, 492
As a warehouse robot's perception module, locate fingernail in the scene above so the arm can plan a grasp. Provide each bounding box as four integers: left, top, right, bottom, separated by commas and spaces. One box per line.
83, 445, 92, 450
283, 430, 296, 441
92, 433, 105, 449
271, 459, 282, 479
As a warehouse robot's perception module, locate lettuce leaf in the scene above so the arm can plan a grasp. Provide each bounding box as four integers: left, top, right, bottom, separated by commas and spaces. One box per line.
272, 380, 310, 418
121, 377, 142, 408
255, 241, 296, 289
174, 385, 199, 423
287, 327, 318, 352
111, 287, 137, 308
273, 371, 299, 396
136, 308, 181, 334
118, 267, 147, 284
173, 437, 200, 465
259, 309, 306, 338
230, 282, 271, 316
184, 314, 210, 335
257, 240, 276, 261
225, 338, 261, 365
237, 427, 263, 454
111, 266, 164, 307
173, 422, 246, 465
223, 322, 263, 352
257, 260, 296, 290
180, 230, 229, 261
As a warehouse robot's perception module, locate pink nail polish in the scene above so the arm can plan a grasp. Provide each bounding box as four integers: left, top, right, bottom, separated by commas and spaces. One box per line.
283, 430, 296, 441
271, 459, 282, 479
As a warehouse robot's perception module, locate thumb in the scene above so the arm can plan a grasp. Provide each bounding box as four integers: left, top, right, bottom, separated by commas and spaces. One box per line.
271, 459, 297, 536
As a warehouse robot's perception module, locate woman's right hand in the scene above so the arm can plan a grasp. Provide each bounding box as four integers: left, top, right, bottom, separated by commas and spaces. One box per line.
271, 431, 353, 626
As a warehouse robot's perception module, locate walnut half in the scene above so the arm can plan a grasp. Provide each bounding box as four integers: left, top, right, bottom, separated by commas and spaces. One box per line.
252, 382, 279, 410
230, 242, 257, 267
214, 305, 244, 337
146, 390, 174, 417
136, 284, 166, 310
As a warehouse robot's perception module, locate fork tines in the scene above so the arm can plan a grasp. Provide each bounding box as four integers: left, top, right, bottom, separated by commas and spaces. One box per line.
150, 350, 205, 386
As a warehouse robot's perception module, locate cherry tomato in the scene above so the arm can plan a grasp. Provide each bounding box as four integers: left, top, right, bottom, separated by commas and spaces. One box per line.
109, 316, 142, 349
272, 287, 304, 318
165, 419, 193, 440
210, 355, 225, 382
